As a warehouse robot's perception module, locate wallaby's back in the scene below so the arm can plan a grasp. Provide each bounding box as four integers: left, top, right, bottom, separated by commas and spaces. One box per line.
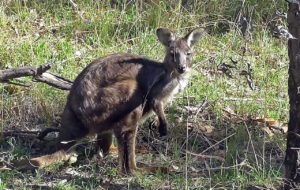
59, 53, 167, 143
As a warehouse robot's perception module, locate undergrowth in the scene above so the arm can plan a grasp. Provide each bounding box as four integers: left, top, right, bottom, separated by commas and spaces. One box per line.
0, 1, 289, 189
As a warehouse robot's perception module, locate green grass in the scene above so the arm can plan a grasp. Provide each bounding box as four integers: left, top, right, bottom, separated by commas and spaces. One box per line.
0, 0, 289, 189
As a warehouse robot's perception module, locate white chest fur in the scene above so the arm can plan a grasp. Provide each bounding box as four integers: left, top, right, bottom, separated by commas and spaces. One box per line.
168, 70, 191, 102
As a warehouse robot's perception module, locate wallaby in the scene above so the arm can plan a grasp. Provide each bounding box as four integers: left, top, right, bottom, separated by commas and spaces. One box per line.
12, 27, 204, 174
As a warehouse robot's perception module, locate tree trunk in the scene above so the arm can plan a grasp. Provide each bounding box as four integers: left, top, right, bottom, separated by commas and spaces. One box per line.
285, 1, 300, 185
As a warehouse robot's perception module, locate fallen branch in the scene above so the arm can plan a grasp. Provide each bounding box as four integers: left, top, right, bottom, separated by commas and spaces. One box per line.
1, 130, 40, 138
1, 128, 60, 139
34, 72, 72, 90
0, 63, 73, 90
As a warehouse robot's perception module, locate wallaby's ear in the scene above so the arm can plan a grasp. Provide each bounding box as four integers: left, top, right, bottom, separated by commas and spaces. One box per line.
184, 28, 205, 47
156, 28, 175, 47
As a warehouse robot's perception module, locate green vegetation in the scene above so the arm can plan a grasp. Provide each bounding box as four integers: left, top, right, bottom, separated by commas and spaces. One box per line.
0, 0, 289, 189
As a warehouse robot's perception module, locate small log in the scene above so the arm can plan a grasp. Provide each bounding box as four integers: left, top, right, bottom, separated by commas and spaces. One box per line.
34, 72, 72, 90
0, 63, 73, 90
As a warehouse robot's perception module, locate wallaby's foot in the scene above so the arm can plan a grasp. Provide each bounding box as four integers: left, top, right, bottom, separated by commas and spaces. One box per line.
96, 133, 113, 157
149, 119, 168, 137
119, 165, 139, 176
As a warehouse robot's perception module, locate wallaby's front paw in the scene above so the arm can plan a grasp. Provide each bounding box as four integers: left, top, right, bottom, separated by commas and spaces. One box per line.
158, 123, 168, 137
148, 119, 168, 137
149, 119, 159, 130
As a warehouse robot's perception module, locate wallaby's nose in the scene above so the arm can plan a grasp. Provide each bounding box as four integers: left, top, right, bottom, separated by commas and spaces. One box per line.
177, 66, 186, 74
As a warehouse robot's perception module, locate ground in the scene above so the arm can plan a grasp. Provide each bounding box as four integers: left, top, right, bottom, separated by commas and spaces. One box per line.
0, 1, 292, 189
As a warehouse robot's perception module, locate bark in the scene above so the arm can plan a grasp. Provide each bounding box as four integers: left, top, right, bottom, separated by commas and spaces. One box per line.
285, 1, 300, 185
0, 63, 73, 90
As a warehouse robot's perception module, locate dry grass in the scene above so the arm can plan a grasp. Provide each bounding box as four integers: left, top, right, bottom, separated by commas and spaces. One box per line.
0, 1, 289, 189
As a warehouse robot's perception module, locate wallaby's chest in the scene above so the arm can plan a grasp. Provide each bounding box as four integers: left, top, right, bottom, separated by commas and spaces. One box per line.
171, 73, 189, 96
155, 71, 190, 103
168, 72, 190, 102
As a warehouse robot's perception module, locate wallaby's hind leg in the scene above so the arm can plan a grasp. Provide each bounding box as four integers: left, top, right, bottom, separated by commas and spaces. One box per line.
10, 107, 88, 170
95, 133, 113, 156
57, 107, 89, 151
126, 129, 137, 172
115, 127, 137, 175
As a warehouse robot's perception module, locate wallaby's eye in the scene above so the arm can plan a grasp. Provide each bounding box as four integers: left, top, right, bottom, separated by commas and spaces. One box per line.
186, 52, 192, 56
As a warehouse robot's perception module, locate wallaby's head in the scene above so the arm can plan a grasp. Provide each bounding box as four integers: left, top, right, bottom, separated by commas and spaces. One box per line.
157, 28, 205, 74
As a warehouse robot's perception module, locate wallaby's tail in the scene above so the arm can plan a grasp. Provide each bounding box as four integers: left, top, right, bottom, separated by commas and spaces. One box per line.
2, 105, 87, 171
10, 150, 76, 170
2, 127, 79, 171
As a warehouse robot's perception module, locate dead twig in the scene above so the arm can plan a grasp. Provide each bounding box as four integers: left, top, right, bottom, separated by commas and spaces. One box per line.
177, 97, 209, 115
4, 80, 31, 87
186, 150, 225, 162
195, 96, 208, 116
200, 133, 236, 154
189, 159, 249, 173
240, 62, 255, 90
223, 97, 263, 102
217, 62, 234, 78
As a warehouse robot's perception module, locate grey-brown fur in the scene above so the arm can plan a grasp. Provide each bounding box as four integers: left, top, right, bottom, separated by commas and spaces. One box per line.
16, 28, 204, 174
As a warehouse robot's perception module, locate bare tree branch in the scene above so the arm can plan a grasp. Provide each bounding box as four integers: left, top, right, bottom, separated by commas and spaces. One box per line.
0, 63, 73, 90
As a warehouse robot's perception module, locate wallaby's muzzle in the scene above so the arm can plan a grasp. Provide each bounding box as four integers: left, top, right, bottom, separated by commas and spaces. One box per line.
177, 65, 187, 74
